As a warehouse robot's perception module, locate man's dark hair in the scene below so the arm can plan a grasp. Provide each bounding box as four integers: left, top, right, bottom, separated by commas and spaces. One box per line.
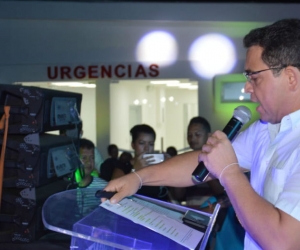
130, 124, 156, 143
119, 151, 133, 163
166, 146, 177, 157
188, 116, 211, 133
80, 138, 95, 150
107, 144, 118, 154
244, 19, 300, 74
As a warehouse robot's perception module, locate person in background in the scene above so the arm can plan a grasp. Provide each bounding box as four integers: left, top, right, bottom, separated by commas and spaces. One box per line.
107, 144, 119, 159
188, 117, 225, 208
169, 116, 225, 209
187, 116, 211, 151
77, 138, 107, 189
76, 138, 107, 216
99, 144, 121, 182
60, 127, 104, 174
111, 124, 168, 201
103, 19, 300, 250
79, 128, 104, 174
119, 151, 133, 164
112, 124, 157, 177
166, 146, 177, 157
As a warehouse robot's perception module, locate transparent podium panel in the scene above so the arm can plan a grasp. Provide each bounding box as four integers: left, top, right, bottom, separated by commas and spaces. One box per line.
42, 188, 220, 250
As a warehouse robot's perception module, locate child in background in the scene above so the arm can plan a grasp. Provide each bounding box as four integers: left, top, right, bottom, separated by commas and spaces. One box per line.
74, 138, 107, 216
77, 138, 107, 189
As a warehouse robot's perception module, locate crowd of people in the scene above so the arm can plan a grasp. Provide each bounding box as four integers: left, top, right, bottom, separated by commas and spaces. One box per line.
75, 119, 221, 204
75, 124, 170, 200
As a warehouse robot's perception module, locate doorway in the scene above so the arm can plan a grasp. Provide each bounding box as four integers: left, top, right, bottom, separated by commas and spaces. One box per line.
109, 79, 198, 153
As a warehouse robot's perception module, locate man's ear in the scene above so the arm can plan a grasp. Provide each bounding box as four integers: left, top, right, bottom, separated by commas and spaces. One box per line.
285, 66, 299, 91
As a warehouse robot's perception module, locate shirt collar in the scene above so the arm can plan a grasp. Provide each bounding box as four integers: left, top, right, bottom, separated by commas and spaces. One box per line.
268, 109, 300, 139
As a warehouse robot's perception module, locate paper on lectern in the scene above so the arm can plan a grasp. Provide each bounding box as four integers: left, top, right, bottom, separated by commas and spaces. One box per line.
100, 198, 203, 250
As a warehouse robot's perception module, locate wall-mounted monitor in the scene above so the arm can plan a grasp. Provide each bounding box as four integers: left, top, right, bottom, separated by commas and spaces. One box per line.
222, 82, 251, 102
213, 73, 259, 128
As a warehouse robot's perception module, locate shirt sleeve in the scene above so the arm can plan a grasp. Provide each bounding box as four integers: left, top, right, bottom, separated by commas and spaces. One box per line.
232, 120, 265, 171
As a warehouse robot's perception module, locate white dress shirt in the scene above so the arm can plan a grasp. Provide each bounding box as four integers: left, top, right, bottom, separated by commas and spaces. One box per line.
232, 109, 300, 250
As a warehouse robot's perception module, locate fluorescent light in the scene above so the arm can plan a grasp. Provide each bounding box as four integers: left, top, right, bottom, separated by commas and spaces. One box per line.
179, 85, 198, 90
51, 82, 96, 88
187, 85, 198, 90
179, 84, 192, 89
85, 84, 96, 88
150, 80, 197, 91
166, 82, 193, 88
178, 83, 191, 87
150, 80, 180, 85
166, 83, 180, 87
51, 82, 74, 86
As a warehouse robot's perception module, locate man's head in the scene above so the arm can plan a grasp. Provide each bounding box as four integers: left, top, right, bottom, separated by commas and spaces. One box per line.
130, 124, 156, 155
187, 117, 211, 151
166, 146, 177, 157
119, 151, 133, 163
243, 19, 300, 124
107, 144, 119, 159
79, 138, 95, 175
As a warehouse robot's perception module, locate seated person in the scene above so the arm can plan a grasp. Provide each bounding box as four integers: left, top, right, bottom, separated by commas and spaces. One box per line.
111, 124, 168, 201
100, 144, 121, 182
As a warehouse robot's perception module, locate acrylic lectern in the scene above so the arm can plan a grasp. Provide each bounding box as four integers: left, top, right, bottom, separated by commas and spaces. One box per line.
42, 188, 220, 250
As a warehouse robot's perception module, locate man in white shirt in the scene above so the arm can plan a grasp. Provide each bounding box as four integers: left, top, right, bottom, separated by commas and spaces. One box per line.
103, 19, 300, 250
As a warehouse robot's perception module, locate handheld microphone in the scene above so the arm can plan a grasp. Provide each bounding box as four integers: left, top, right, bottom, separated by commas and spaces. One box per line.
192, 106, 252, 183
